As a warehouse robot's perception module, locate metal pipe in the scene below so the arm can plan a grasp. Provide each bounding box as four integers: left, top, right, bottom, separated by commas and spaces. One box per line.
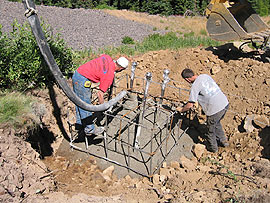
159, 69, 170, 105
135, 72, 152, 149
142, 72, 152, 118
130, 62, 137, 89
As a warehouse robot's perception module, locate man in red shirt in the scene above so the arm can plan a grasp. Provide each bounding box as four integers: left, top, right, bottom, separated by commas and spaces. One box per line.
72, 54, 129, 136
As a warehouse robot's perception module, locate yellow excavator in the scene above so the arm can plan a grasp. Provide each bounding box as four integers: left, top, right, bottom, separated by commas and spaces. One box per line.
205, 0, 270, 49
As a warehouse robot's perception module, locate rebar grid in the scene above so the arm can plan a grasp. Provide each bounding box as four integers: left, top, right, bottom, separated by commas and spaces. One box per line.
69, 68, 190, 177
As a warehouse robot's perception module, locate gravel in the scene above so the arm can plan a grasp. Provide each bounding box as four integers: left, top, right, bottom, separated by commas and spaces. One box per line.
0, 0, 163, 51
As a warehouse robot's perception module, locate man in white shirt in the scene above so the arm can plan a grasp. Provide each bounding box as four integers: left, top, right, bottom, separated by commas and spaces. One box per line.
178, 68, 229, 153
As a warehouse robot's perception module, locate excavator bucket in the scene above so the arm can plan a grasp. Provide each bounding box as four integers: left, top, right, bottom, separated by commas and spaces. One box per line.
205, 0, 270, 41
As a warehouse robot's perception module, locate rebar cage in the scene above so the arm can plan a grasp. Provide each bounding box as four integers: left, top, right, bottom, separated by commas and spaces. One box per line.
68, 65, 192, 177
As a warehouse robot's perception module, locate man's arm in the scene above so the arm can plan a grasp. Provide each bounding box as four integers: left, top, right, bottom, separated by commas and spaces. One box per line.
97, 90, 104, 104
177, 102, 194, 113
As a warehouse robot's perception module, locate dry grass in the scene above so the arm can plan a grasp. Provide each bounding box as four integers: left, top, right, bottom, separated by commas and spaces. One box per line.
0, 92, 39, 131
105, 9, 270, 38
262, 16, 270, 25
104, 9, 207, 35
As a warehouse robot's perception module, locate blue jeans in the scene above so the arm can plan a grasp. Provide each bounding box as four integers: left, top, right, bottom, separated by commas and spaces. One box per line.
72, 70, 94, 133
206, 104, 229, 151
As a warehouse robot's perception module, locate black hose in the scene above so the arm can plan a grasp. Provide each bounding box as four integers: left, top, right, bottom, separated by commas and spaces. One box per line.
23, 0, 127, 112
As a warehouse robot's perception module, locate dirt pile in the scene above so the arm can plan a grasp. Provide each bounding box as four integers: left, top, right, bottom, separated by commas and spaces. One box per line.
131, 48, 269, 124
0, 128, 55, 202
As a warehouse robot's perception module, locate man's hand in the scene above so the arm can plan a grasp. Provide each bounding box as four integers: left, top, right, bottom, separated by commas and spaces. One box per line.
176, 106, 183, 112
177, 102, 194, 113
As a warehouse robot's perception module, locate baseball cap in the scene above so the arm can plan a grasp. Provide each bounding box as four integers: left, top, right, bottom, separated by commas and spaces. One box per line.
116, 57, 129, 68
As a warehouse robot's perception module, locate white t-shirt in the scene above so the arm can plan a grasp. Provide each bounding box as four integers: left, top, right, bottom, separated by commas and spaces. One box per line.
189, 74, 229, 116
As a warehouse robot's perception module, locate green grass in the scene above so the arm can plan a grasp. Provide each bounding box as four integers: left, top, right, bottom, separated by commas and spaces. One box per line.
72, 48, 95, 67
136, 32, 217, 52
73, 32, 221, 63
0, 92, 37, 130
199, 29, 208, 36
202, 156, 238, 182
184, 31, 195, 37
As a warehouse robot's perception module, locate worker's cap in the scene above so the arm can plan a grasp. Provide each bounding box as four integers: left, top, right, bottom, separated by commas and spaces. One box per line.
116, 57, 129, 69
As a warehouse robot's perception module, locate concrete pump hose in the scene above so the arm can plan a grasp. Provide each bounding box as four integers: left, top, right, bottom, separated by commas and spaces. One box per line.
23, 0, 127, 112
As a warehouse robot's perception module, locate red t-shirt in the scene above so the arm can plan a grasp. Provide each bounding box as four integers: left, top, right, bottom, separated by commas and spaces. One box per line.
77, 54, 116, 92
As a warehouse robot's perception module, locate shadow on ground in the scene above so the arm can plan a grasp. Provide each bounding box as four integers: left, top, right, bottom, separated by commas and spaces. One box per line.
26, 126, 55, 158
259, 126, 270, 159
206, 43, 270, 63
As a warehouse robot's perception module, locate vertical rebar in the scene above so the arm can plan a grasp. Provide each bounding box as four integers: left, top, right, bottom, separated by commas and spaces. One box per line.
85, 136, 88, 150
176, 116, 182, 145
105, 77, 113, 158
149, 127, 154, 176
165, 115, 169, 155
150, 104, 158, 176
104, 113, 108, 158
107, 78, 115, 112
159, 69, 170, 105
128, 124, 130, 173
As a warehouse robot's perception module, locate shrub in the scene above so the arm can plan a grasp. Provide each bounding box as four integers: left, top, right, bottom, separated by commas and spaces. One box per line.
0, 25, 10, 89
95, 4, 115, 10
122, 36, 135, 44
0, 20, 74, 91
142, 0, 173, 16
